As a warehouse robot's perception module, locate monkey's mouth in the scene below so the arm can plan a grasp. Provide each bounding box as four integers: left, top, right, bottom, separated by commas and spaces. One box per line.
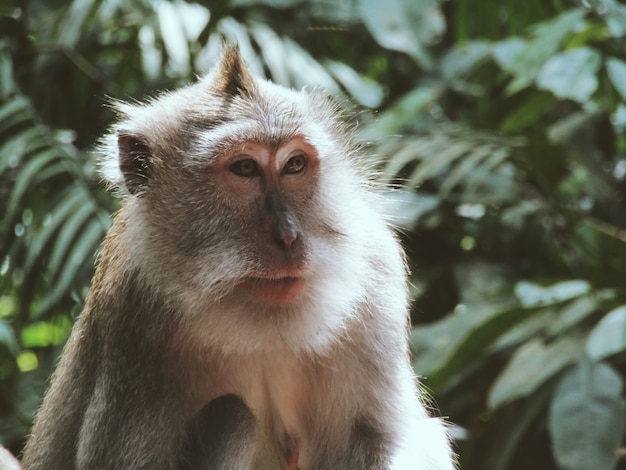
244, 276, 305, 305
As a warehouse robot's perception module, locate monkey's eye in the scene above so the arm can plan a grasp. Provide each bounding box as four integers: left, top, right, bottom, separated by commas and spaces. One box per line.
229, 158, 260, 177
282, 153, 306, 175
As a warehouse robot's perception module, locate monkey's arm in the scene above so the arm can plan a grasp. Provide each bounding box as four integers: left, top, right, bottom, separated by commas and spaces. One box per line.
22, 267, 193, 470
326, 280, 454, 470
344, 359, 454, 470
21, 315, 98, 469
387, 371, 455, 470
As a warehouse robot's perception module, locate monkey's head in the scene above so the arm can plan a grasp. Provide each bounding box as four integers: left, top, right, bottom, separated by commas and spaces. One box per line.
99, 46, 402, 354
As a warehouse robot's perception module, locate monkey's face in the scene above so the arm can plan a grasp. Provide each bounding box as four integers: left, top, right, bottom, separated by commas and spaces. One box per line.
210, 137, 319, 306
101, 48, 379, 353
112, 119, 369, 354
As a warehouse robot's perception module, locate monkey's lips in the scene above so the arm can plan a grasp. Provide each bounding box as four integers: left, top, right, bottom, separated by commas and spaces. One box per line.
244, 276, 305, 305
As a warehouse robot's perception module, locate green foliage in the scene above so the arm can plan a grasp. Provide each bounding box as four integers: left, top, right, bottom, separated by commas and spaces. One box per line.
549, 361, 625, 470
371, 1, 626, 468
2, 0, 626, 468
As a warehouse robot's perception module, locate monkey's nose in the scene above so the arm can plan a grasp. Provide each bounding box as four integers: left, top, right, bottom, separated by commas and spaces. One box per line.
276, 224, 298, 250
279, 231, 298, 250
266, 190, 299, 251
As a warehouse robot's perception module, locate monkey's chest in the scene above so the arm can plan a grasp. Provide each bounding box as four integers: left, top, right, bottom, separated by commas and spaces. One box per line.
242, 361, 313, 470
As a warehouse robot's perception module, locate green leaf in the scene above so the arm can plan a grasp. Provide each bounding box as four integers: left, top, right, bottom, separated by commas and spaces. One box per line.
363, 87, 441, 139
492, 37, 526, 71
501, 200, 542, 229
407, 138, 471, 187
56, 0, 99, 47
488, 337, 581, 410
38, 219, 104, 317
281, 38, 340, 93
359, 0, 441, 68
441, 40, 493, 81
5, 148, 61, 227
381, 136, 444, 183
45, 200, 97, 281
586, 306, 626, 361
23, 190, 88, 278
500, 91, 556, 134
156, 0, 204, 75
413, 301, 523, 391
606, 57, 626, 102
493, 313, 554, 351
20, 318, 71, 348
324, 60, 383, 108
0, 49, 15, 98
441, 146, 509, 198
230, 0, 301, 7
491, 383, 555, 470
601, 0, 626, 37
549, 361, 625, 470
536, 48, 601, 103
505, 9, 586, 94
515, 280, 591, 308
249, 23, 291, 86
0, 127, 47, 174
412, 263, 521, 391
0, 319, 18, 355
548, 290, 615, 335
0, 95, 30, 133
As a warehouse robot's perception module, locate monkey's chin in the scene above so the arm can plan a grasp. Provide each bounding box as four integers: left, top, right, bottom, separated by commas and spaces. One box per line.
244, 277, 305, 306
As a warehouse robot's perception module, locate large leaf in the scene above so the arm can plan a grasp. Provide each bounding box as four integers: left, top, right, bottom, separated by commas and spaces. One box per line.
22, 190, 90, 278
537, 48, 601, 103
492, 38, 526, 71
440, 146, 509, 198
0, 85, 110, 321
586, 306, 626, 361
548, 290, 615, 336
514, 280, 591, 308
600, 0, 626, 37
407, 138, 472, 187
4, 148, 61, 226
412, 263, 521, 390
488, 337, 581, 410
359, 0, 442, 68
156, 1, 210, 75
36, 218, 105, 317
324, 60, 383, 108
441, 40, 493, 82
55, 0, 100, 47
549, 361, 625, 470
0, 320, 18, 356
362, 87, 441, 140
491, 383, 556, 470
0, 95, 30, 133
505, 9, 586, 94
606, 57, 626, 102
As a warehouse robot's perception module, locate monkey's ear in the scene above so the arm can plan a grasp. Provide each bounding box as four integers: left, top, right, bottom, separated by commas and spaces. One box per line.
117, 132, 153, 196
211, 45, 256, 98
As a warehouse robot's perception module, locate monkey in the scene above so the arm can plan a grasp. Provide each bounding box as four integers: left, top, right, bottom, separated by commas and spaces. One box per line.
20, 45, 454, 470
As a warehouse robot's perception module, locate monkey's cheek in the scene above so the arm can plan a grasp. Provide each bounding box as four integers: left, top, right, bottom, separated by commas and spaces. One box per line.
245, 278, 306, 306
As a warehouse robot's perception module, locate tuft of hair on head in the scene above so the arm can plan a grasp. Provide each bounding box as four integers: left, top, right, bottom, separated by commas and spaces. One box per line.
208, 44, 257, 98
97, 44, 261, 197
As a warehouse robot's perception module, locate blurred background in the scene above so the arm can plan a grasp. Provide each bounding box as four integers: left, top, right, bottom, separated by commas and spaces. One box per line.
2, 0, 626, 468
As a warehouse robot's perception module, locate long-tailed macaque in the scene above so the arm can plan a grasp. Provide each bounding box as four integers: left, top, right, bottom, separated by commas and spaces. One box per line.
21, 46, 454, 469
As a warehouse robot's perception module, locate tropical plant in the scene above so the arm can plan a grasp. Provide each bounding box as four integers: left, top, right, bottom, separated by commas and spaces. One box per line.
369, 1, 626, 469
